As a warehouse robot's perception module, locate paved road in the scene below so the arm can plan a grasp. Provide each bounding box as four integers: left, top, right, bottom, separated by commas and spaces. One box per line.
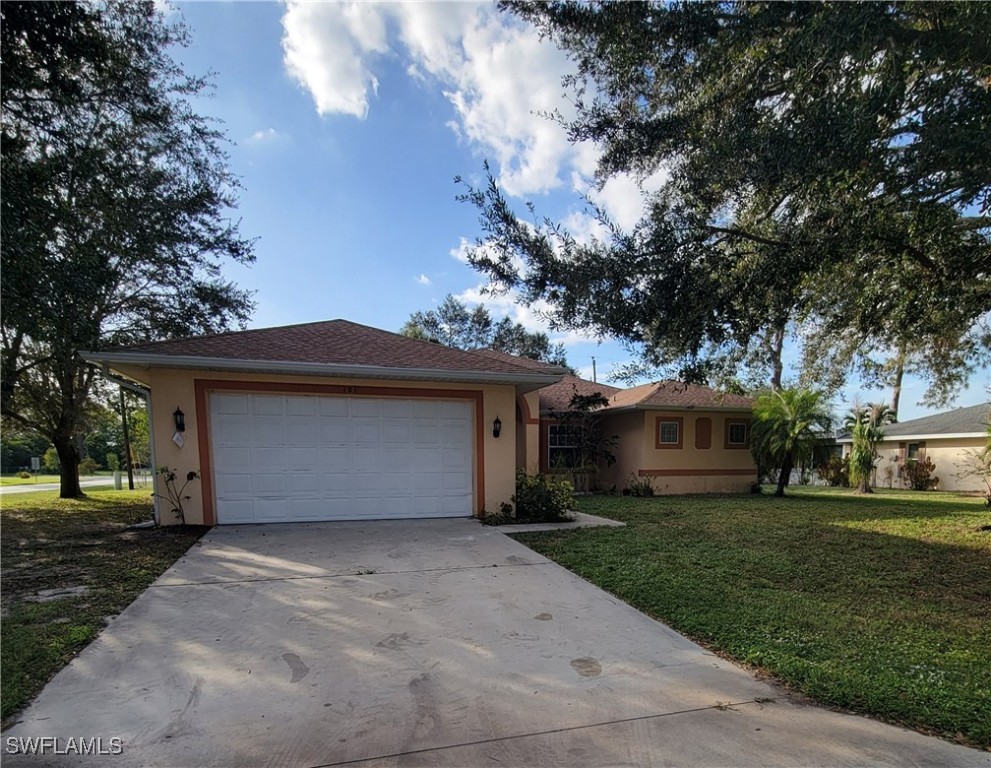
0, 477, 150, 495
5, 519, 987, 767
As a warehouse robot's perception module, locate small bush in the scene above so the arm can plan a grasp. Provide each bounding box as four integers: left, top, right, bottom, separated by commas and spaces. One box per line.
818, 456, 850, 487
623, 474, 655, 497
900, 457, 937, 491
78, 457, 99, 475
106, 453, 121, 472
509, 470, 574, 523
17, 471, 31, 479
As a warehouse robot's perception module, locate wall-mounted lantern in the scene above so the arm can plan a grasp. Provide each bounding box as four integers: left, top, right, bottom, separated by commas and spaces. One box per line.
492, 416, 502, 438
173, 407, 186, 433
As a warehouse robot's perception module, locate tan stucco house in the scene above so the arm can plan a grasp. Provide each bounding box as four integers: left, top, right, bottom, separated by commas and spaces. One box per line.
837, 402, 990, 493
83, 320, 757, 525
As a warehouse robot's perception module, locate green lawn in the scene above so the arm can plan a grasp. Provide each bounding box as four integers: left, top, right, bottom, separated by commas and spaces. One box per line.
1, 490, 206, 725
0, 474, 63, 486
512, 487, 991, 747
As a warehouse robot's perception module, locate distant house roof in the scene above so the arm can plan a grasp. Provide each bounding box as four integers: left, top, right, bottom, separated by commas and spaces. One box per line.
539, 375, 621, 414
80, 320, 563, 390
602, 380, 754, 412
837, 402, 990, 442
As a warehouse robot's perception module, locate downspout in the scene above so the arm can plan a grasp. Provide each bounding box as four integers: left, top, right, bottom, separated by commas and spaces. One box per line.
95, 365, 159, 526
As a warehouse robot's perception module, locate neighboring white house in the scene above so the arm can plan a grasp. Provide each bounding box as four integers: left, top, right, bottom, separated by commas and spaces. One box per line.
838, 402, 989, 493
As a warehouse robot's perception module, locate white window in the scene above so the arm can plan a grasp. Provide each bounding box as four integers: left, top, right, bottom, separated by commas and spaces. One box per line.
656, 419, 681, 447
727, 422, 748, 446
548, 424, 582, 468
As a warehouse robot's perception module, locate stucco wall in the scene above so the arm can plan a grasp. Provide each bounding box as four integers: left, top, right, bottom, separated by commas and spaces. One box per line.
605, 410, 756, 494
114, 366, 520, 525
597, 411, 644, 491
867, 437, 987, 493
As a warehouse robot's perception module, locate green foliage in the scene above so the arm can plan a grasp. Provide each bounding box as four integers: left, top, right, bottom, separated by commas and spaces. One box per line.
77, 457, 99, 475
818, 456, 850, 488
517, 489, 991, 747
41, 446, 60, 473
106, 453, 120, 472
17, 471, 31, 479
460, 2, 990, 399
750, 388, 833, 497
901, 457, 938, 491
623, 474, 654, 497
400, 294, 571, 369
0, 429, 49, 472
547, 386, 619, 491
508, 470, 574, 523
1, 1, 255, 497
849, 420, 879, 494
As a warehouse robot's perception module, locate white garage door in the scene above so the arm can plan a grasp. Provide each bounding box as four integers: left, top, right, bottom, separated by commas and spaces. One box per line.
210, 393, 473, 524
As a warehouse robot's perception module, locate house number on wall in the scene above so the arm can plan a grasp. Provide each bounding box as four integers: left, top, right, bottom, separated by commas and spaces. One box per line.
341, 386, 358, 395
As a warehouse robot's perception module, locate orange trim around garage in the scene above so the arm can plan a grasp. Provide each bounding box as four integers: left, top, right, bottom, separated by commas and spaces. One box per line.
517, 395, 539, 425
638, 468, 754, 477
193, 379, 486, 526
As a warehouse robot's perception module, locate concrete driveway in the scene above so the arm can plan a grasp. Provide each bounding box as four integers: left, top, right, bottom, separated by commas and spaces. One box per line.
6, 520, 987, 767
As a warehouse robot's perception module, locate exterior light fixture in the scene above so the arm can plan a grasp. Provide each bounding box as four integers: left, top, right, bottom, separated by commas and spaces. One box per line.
173, 407, 186, 433
492, 416, 502, 438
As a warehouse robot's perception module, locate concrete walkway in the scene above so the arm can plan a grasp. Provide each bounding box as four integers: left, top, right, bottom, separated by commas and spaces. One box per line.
5, 519, 987, 767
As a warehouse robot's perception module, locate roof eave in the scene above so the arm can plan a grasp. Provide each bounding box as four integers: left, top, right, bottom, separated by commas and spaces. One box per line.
836, 431, 985, 444
80, 351, 562, 389
600, 403, 754, 413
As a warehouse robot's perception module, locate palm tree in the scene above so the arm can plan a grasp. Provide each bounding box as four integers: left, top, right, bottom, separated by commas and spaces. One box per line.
751, 388, 833, 497
845, 401, 897, 493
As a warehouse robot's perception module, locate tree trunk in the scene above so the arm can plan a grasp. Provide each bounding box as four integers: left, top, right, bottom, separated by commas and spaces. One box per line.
890, 348, 905, 419
775, 452, 793, 497
769, 325, 785, 391
54, 433, 83, 498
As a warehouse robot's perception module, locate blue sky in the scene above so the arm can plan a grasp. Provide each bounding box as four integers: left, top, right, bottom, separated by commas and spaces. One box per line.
172, 1, 988, 422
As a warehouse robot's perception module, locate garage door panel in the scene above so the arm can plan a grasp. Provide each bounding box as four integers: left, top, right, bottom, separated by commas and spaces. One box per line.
213, 446, 252, 471
318, 397, 348, 416
382, 419, 412, 443
351, 399, 382, 417
216, 499, 254, 524
215, 473, 251, 497
253, 447, 288, 470
251, 396, 284, 415
286, 396, 317, 416
287, 472, 321, 494
253, 473, 287, 495
320, 420, 351, 444
319, 447, 352, 472
287, 417, 321, 444
251, 416, 287, 443
214, 395, 249, 415
253, 499, 289, 522
211, 393, 473, 524
213, 414, 252, 443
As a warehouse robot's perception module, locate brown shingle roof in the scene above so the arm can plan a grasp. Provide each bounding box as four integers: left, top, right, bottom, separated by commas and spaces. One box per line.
539, 375, 621, 414
603, 380, 754, 411
469, 348, 566, 374
108, 320, 553, 376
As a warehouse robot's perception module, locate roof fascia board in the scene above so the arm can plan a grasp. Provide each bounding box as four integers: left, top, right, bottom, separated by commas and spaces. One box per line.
80, 351, 561, 388
836, 431, 984, 443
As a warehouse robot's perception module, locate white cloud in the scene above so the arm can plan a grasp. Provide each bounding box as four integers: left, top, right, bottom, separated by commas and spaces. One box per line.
282, 2, 389, 119
280, 2, 580, 195
415, 273, 431, 286
455, 284, 602, 347
245, 127, 285, 145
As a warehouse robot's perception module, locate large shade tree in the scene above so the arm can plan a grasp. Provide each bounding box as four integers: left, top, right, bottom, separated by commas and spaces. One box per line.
1, 1, 255, 497
459, 1, 990, 398
401, 295, 571, 368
